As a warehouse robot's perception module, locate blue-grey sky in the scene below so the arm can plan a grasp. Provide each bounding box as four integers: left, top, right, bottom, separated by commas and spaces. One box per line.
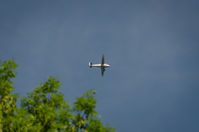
1, 0, 199, 131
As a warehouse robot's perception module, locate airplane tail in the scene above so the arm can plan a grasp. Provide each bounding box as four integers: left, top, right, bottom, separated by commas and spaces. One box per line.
89, 62, 92, 68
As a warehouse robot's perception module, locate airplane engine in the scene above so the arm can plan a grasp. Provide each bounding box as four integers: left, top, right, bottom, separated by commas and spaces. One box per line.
89, 62, 92, 68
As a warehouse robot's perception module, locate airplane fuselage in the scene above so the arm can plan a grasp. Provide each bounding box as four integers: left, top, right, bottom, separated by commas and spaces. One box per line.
91, 63, 110, 68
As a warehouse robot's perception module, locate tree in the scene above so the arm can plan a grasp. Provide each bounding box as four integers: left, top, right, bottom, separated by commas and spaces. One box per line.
0, 60, 18, 131
0, 60, 115, 132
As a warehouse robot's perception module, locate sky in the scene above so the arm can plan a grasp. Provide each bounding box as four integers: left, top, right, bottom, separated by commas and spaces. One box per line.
1, 0, 199, 131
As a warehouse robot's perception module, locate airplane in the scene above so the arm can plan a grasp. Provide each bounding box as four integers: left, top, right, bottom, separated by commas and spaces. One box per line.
89, 54, 110, 76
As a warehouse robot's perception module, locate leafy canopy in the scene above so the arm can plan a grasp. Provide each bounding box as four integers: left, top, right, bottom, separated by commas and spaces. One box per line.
0, 60, 115, 132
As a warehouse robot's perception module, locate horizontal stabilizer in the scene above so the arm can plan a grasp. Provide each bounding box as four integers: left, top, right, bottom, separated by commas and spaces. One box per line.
89, 62, 92, 68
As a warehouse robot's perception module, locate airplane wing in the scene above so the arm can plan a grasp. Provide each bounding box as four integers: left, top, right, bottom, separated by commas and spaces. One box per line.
101, 67, 105, 76
101, 54, 105, 65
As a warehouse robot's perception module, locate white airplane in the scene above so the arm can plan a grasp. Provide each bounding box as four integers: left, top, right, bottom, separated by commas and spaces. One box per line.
89, 55, 110, 76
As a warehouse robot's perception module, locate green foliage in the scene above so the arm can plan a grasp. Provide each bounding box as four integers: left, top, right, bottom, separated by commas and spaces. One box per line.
0, 60, 115, 132
21, 77, 73, 131
86, 117, 115, 132
0, 60, 17, 97
74, 89, 97, 119
0, 60, 18, 131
